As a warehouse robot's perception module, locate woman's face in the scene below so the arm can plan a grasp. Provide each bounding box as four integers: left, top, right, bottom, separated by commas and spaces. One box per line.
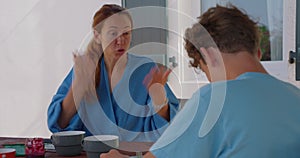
97, 13, 132, 62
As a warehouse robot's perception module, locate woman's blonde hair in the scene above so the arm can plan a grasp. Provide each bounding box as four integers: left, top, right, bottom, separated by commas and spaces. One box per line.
86, 4, 132, 87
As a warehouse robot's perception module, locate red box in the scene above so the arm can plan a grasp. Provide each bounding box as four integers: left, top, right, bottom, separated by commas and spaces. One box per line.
25, 138, 45, 157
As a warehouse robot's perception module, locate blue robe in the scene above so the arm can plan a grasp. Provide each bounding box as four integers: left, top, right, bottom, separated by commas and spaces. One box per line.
47, 53, 179, 141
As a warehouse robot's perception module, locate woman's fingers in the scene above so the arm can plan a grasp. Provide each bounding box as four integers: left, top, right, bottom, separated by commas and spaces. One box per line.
162, 67, 172, 80
143, 64, 173, 91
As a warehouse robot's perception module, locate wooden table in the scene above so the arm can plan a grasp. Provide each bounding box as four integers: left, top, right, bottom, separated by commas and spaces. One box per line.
0, 137, 153, 157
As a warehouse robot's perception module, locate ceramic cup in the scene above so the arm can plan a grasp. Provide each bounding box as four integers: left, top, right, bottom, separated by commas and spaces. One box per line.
0, 148, 16, 158
51, 131, 85, 156
82, 135, 119, 158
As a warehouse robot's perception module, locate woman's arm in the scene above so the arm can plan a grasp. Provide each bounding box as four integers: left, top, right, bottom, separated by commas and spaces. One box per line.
58, 86, 77, 128
58, 53, 98, 128
144, 65, 174, 121
148, 82, 170, 121
47, 69, 82, 132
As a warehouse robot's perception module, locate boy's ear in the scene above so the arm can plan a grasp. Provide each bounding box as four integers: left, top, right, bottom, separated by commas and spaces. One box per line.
200, 47, 222, 67
200, 47, 226, 82
93, 30, 101, 44
200, 47, 214, 66
257, 48, 262, 60
199, 47, 209, 64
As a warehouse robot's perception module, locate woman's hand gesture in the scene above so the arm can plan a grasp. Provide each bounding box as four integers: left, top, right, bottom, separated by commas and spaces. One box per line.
72, 50, 98, 103
143, 64, 172, 109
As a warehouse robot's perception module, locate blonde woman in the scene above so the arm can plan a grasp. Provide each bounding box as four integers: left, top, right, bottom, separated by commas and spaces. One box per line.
47, 4, 179, 142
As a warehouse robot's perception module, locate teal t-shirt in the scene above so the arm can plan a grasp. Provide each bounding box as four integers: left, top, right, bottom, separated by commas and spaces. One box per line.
151, 72, 300, 158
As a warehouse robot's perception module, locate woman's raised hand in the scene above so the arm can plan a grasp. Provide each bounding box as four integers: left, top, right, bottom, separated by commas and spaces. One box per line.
143, 64, 172, 109
72, 50, 98, 102
143, 64, 172, 90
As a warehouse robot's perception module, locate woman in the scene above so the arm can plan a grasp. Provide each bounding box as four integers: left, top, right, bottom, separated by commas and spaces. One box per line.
47, 4, 179, 142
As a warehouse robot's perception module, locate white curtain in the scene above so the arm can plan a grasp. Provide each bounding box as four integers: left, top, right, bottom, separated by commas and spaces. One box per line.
0, 0, 121, 138
267, 0, 283, 61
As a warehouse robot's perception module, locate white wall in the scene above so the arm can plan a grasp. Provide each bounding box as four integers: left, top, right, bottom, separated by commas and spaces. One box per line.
0, 0, 121, 137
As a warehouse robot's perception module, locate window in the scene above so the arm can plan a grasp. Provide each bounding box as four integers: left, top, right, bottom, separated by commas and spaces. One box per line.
202, 0, 283, 61
200, 0, 290, 81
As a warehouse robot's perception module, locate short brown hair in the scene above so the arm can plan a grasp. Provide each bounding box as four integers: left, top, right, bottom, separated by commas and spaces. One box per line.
184, 5, 260, 68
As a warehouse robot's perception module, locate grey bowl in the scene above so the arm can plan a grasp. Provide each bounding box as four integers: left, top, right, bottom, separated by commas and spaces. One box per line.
51, 131, 85, 156
55, 145, 82, 156
82, 135, 119, 158
51, 131, 85, 146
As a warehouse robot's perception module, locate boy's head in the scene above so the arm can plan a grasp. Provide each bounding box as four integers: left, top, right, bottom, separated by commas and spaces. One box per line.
184, 4, 261, 69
